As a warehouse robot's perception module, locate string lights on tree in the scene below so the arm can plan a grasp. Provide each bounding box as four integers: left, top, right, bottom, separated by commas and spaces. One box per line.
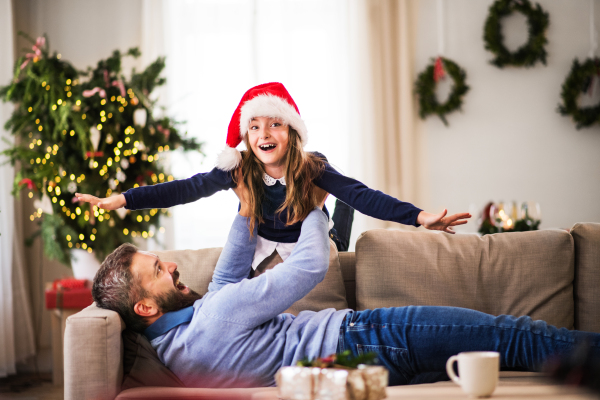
0, 34, 203, 267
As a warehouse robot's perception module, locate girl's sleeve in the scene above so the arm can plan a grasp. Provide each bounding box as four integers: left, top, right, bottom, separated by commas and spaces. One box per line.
123, 167, 235, 210
313, 156, 423, 227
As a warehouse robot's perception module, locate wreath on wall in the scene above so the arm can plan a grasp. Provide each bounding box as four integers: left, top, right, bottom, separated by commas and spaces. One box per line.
415, 57, 469, 126
558, 58, 600, 129
483, 0, 550, 68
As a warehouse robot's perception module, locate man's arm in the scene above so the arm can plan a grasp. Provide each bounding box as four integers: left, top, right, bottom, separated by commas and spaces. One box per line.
207, 214, 257, 292
201, 207, 330, 327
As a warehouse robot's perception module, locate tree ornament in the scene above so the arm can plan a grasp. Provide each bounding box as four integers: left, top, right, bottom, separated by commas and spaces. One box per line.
34, 194, 54, 215
67, 181, 77, 193
90, 126, 101, 151
558, 57, 600, 129
106, 133, 114, 144
134, 108, 147, 128
415, 57, 470, 126
116, 170, 127, 182
483, 0, 550, 68
120, 158, 130, 170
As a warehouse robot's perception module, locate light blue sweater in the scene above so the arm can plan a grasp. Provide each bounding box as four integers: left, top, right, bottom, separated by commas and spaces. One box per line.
147, 209, 351, 388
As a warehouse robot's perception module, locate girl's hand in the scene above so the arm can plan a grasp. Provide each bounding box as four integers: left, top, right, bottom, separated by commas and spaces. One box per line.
417, 209, 471, 234
75, 193, 126, 210
231, 168, 251, 217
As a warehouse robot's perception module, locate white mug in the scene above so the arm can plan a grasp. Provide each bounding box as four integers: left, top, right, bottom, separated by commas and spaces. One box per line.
446, 351, 500, 398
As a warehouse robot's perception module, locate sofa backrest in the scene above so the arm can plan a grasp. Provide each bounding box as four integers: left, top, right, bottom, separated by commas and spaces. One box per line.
571, 222, 600, 333
354, 229, 575, 330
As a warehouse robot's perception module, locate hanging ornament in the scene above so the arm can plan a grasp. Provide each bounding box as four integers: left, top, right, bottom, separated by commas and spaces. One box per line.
90, 126, 101, 151
415, 57, 470, 126
120, 158, 130, 170
67, 181, 77, 193
34, 193, 54, 215
557, 0, 600, 129
108, 179, 117, 191
106, 133, 114, 144
137, 141, 147, 152
433, 57, 446, 82
89, 159, 95, 169
116, 171, 127, 182
483, 0, 550, 68
59, 166, 65, 176
133, 108, 147, 128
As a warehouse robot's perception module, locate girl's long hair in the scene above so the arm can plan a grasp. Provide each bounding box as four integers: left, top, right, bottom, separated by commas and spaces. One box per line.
235, 127, 325, 235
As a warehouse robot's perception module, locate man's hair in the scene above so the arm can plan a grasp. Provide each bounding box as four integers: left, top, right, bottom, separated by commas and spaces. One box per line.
92, 243, 150, 333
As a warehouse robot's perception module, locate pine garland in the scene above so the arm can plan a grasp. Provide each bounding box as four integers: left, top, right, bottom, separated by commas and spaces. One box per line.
415, 57, 469, 126
558, 58, 600, 129
0, 34, 203, 266
483, 0, 549, 68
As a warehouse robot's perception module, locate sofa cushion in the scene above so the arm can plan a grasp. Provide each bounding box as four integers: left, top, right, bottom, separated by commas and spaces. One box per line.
355, 229, 574, 329
153, 247, 223, 295
571, 222, 600, 333
252, 239, 348, 315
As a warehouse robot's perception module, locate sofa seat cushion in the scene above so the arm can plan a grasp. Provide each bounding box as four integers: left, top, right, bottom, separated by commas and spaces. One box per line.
116, 386, 277, 399
355, 229, 574, 329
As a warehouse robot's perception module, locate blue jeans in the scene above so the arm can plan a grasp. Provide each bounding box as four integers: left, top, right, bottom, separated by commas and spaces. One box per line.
337, 306, 600, 386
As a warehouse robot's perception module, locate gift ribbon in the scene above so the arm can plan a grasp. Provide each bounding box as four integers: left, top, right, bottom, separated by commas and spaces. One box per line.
19, 178, 35, 189
85, 151, 104, 158
83, 87, 107, 98
20, 37, 45, 70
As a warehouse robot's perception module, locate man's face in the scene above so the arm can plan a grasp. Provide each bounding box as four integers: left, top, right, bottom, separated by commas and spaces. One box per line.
131, 251, 201, 315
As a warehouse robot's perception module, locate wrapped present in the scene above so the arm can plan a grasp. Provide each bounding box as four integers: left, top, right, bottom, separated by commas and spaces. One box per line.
276, 365, 388, 400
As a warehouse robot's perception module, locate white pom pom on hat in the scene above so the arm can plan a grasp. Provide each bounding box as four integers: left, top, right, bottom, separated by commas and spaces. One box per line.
215, 82, 308, 171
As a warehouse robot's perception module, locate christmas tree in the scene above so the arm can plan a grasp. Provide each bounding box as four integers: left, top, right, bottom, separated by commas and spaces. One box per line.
1, 34, 203, 267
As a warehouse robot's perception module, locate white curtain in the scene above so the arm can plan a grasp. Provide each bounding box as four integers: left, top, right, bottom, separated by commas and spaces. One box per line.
141, 0, 418, 251
0, 0, 36, 377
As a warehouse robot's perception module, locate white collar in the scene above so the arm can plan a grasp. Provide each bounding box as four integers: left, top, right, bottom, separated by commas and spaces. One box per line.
263, 173, 286, 186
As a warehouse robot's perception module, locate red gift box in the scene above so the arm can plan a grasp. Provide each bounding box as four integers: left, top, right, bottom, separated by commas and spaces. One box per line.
45, 279, 93, 309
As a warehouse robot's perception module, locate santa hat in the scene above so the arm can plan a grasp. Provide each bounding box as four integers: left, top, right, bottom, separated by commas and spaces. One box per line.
216, 82, 308, 171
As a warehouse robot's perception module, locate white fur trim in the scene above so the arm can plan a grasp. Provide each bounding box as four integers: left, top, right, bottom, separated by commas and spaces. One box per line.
239, 94, 308, 145
216, 145, 242, 171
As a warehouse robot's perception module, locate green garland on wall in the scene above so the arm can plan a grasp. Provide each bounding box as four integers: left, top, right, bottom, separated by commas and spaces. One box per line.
415, 57, 469, 126
483, 0, 549, 68
558, 57, 600, 129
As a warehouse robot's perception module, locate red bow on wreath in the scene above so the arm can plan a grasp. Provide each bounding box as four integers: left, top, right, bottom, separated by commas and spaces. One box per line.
434, 57, 446, 82
19, 178, 35, 189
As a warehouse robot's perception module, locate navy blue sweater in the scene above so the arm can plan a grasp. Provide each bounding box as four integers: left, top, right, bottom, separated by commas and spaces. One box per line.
123, 153, 422, 243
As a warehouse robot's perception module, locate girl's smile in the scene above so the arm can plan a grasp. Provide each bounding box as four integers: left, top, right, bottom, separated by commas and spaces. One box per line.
248, 116, 289, 178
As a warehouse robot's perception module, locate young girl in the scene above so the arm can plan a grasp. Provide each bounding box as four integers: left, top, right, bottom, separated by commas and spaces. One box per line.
76, 82, 470, 268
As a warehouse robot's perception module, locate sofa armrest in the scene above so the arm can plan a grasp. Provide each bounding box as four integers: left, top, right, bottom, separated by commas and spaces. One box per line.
64, 303, 125, 400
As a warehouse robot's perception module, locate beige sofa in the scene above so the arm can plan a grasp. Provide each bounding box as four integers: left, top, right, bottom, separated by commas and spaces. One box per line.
64, 223, 600, 400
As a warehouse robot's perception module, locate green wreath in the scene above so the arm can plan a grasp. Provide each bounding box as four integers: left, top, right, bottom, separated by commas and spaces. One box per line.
558, 58, 600, 129
415, 57, 469, 126
483, 0, 549, 68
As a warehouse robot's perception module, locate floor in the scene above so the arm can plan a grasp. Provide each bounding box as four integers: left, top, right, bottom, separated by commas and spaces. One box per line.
0, 374, 63, 400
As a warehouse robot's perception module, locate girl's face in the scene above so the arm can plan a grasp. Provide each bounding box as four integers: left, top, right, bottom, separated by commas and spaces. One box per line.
247, 116, 290, 176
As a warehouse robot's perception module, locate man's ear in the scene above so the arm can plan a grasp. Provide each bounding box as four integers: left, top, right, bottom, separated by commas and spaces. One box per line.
134, 298, 159, 318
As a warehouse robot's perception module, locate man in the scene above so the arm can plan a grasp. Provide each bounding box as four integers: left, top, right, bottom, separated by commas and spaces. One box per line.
93, 187, 600, 388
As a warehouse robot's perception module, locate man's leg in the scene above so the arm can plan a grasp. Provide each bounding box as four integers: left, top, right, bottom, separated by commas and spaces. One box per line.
337, 306, 600, 386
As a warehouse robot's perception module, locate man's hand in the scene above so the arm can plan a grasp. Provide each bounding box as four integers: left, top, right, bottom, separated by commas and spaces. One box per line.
417, 209, 471, 234
313, 186, 329, 210
75, 193, 126, 210
231, 168, 251, 217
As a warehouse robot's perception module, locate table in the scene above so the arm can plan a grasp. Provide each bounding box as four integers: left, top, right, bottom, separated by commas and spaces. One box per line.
45, 283, 93, 386
251, 372, 597, 400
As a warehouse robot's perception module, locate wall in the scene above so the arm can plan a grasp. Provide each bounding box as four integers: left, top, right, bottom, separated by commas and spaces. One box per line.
13, 0, 142, 372
414, 0, 600, 231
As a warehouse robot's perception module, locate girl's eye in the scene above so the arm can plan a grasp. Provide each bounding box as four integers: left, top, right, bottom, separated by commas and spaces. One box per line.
250, 125, 258, 130
271, 122, 281, 127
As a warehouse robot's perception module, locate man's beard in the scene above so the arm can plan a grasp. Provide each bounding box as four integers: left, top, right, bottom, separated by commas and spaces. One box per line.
154, 271, 202, 313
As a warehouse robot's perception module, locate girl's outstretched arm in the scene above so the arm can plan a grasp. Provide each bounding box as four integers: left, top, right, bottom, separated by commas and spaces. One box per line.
416, 209, 471, 234
75, 167, 235, 211
75, 193, 126, 210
